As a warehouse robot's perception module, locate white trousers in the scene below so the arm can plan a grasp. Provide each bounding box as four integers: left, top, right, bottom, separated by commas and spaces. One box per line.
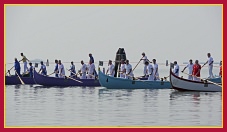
208, 65, 214, 78
153, 73, 160, 80
193, 76, 200, 81
125, 73, 134, 80
23, 62, 28, 73
188, 75, 193, 80
143, 65, 147, 75
87, 74, 94, 79
120, 73, 125, 78
148, 74, 154, 81
80, 72, 86, 79
59, 73, 65, 78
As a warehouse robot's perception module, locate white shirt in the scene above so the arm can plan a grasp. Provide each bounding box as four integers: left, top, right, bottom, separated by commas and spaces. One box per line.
125, 64, 133, 75
186, 63, 193, 74
88, 63, 95, 74
80, 64, 87, 73
147, 64, 153, 75
207, 57, 214, 66
120, 64, 126, 72
173, 64, 180, 76
153, 63, 159, 75
142, 56, 148, 64
58, 64, 65, 75
107, 64, 115, 76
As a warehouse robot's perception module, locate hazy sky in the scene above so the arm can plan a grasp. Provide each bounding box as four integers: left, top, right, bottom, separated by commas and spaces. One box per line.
6, 5, 222, 65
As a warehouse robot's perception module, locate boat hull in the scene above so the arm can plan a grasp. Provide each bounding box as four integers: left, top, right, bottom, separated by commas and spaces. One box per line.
170, 69, 222, 92
98, 70, 171, 89
34, 70, 100, 87
5, 76, 36, 85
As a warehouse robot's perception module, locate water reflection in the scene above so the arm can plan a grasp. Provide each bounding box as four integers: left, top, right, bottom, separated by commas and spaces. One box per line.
169, 90, 200, 100
98, 88, 133, 97
81, 87, 96, 94
6, 85, 222, 126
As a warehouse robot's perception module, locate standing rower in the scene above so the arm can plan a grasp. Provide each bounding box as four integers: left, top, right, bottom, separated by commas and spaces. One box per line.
119, 59, 126, 78
87, 60, 95, 79
125, 60, 134, 79
54, 60, 59, 77
69, 61, 76, 77
106, 60, 115, 77
203, 53, 214, 78
80, 60, 87, 79
140, 52, 149, 77
28, 62, 34, 78
192, 60, 201, 81
152, 59, 159, 80
58, 60, 65, 78
146, 61, 154, 81
182, 59, 194, 80
39, 61, 47, 75
14, 58, 21, 77
173, 61, 180, 77
20, 53, 29, 74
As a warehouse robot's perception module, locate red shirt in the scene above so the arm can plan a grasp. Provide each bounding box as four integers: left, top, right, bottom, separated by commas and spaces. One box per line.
220, 65, 222, 77
192, 64, 201, 77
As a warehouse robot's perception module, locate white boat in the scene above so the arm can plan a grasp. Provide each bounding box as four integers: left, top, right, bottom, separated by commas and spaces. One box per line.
170, 68, 222, 92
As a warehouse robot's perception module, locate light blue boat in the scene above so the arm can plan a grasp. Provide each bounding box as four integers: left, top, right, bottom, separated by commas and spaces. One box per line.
98, 70, 171, 89
207, 77, 222, 83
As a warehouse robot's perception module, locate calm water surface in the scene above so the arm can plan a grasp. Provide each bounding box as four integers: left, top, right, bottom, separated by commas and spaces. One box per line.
5, 64, 222, 127
5, 85, 222, 127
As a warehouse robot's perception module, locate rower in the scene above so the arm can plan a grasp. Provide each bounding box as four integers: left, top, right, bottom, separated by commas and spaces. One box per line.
152, 59, 159, 80
58, 60, 65, 78
87, 60, 95, 79
125, 59, 134, 79
219, 61, 222, 77
140, 52, 149, 77
14, 58, 21, 77
119, 59, 126, 78
203, 53, 214, 78
106, 60, 115, 77
28, 62, 34, 78
20, 53, 29, 74
192, 60, 201, 81
173, 61, 180, 77
182, 59, 194, 80
54, 59, 59, 77
80, 60, 87, 79
69, 61, 76, 77
145, 61, 154, 81
39, 61, 47, 75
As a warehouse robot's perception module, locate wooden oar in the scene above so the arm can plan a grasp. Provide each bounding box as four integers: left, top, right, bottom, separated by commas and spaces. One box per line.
5, 66, 14, 75
66, 68, 80, 77
48, 72, 55, 76
62, 74, 83, 83
132, 57, 143, 72
15, 70, 25, 85
7, 70, 11, 76
182, 71, 222, 87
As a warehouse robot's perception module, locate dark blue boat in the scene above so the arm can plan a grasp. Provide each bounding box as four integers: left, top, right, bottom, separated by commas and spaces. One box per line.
5, 76, 36, 85
34, 70, 100, 87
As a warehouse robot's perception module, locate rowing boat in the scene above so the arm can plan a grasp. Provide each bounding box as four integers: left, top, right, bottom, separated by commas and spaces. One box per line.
5, 76, 36, 85
34, 70, 100, 87
98, 70, 171, 89
170, 68, 222, 92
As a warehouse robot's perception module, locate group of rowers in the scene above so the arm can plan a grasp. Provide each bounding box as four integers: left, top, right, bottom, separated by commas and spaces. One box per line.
12, 53, 98, 79
11, 52, 221, 81
105, 52, 222, 81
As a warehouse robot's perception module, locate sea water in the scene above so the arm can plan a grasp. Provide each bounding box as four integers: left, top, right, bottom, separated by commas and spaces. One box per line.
5, 63, 222, 127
